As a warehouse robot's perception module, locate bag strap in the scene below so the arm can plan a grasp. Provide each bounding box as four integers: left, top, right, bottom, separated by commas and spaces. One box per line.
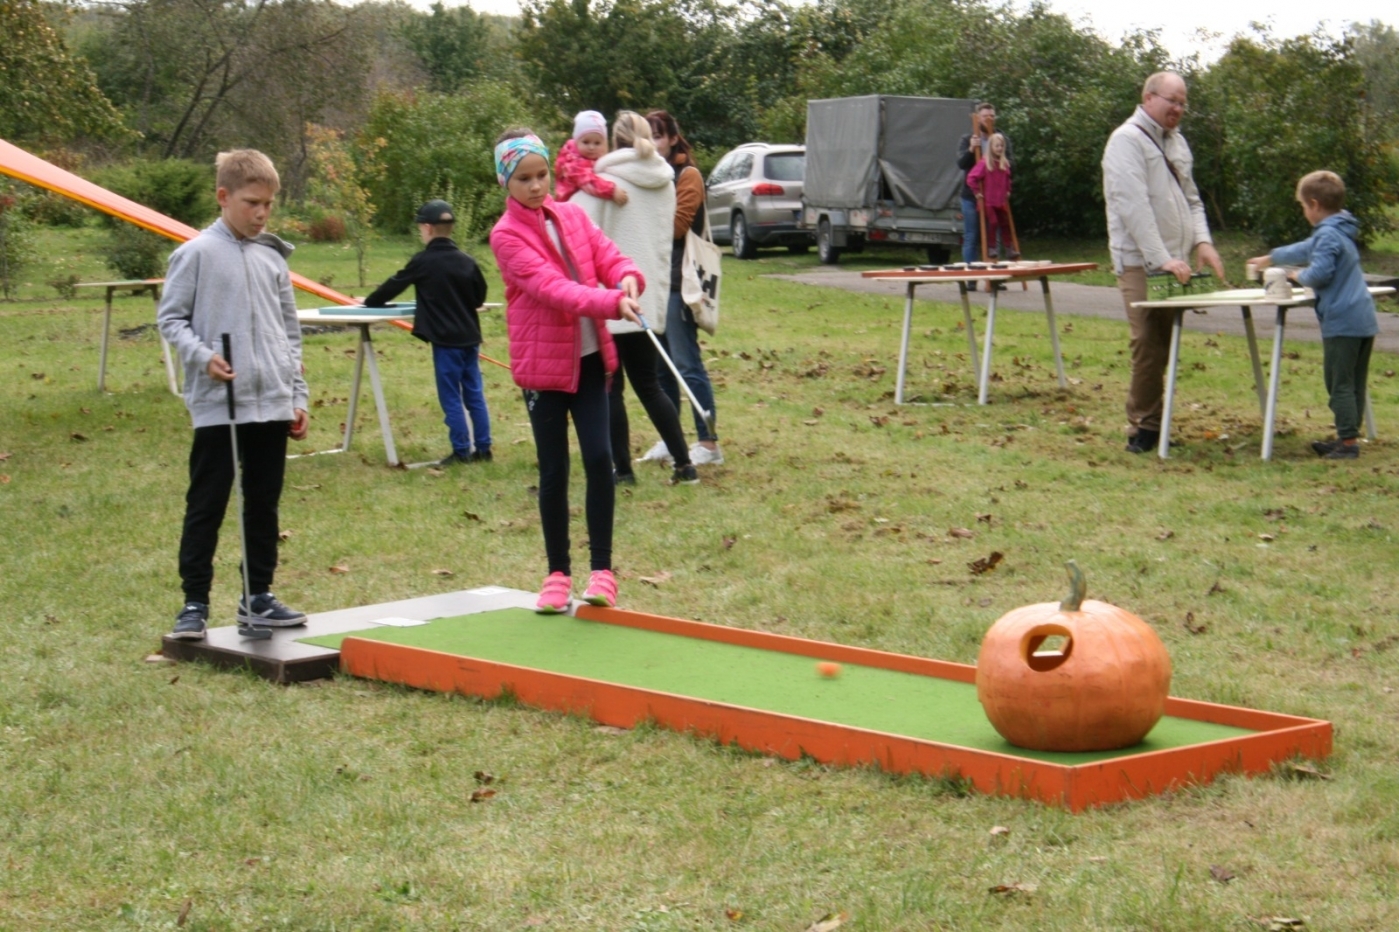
1133, 123, 1183, 191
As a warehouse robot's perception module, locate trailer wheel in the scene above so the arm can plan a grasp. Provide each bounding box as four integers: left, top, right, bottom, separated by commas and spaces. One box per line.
926, 246, 951, 265
817, 219, 841, 265
731, 213, 757, 260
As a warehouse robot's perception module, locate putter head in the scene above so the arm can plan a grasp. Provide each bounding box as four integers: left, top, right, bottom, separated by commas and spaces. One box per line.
237, 623, 273, 641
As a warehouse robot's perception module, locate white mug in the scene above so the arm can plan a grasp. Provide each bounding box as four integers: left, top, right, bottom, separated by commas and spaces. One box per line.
1263, 267, 1291, 300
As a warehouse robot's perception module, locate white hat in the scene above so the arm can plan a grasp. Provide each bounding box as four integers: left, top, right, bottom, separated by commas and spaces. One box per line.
572, 110, 607, 141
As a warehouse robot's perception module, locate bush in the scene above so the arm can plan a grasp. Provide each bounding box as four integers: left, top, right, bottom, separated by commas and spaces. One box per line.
308, 215, 347, 242
90, 158, 217, 227
102, 225, 170, 280
0, 187, 38, 300
360, 81, 545, 243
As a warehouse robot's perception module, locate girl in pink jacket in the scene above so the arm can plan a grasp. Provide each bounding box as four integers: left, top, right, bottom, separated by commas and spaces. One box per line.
967, 133, 1018, 260
489, 129, 644, 613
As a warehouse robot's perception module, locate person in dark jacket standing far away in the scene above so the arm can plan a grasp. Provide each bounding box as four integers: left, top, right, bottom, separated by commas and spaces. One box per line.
363, 200, 493, 465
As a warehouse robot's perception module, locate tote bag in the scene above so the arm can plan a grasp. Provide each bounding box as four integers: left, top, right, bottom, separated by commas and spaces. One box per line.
681, 207, 722, 336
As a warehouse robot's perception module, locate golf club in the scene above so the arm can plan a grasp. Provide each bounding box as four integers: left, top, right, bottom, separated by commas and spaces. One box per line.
635, 312, 716, 438
222, 333, 271, 641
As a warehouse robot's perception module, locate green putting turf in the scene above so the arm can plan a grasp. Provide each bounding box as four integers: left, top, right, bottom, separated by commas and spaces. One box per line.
304, 304, 414, 316
302, 609, 1252, 765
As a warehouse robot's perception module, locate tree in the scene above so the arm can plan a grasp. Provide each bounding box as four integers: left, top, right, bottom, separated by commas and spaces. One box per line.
305, 123, 379, 286
0, 0, 128, 145
400, 1, 491, 93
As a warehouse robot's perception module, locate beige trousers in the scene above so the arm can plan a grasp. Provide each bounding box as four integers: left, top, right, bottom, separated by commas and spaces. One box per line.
1116, 265, 1174, 435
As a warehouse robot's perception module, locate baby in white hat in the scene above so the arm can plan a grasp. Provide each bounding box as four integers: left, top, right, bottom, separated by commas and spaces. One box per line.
554, 110, 629, 206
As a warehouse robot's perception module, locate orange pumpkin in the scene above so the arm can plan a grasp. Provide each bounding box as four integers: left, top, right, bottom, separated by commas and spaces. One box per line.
976, 561, 1172, 752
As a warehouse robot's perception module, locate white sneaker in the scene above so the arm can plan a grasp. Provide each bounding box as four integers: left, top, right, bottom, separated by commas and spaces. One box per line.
690, 443, 724, 466
636, 440, 673, 465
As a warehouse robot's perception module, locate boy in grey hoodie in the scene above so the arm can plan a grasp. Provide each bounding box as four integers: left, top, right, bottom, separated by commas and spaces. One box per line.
1248, 171, 1378, 460
157, 150, 310, 640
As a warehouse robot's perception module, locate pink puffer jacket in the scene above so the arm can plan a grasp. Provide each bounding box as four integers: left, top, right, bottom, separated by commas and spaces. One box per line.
490, 195, 643, 392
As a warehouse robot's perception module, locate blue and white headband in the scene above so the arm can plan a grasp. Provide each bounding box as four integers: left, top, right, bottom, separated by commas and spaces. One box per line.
495, 135, 550, 187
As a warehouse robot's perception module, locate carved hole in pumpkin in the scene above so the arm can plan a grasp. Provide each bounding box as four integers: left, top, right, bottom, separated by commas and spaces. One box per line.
1022, 625, 1073, 672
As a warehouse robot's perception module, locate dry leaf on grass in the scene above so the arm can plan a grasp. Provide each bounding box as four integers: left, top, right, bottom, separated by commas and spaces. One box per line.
989, 825, 1011, 837
432, 569, 454, 577
278, 530, 293, 541
426, 467, 445, 477
0, 452, 11, 461
1156, 529, 1175, 541
988, 882, 1037, 895
722, 536, 736, 550
70, 432, 88, 442
1210, 864, 1236, 883
144, 654, 174, 664
329, 564, 350, 574
1208, 580, 1225, 596
725, 907, 743, 921
803, 911, 848, 932
1183, 612, 1207, 635
469, 788, 496, 803
0, 475, 10, 484
473, 771, 495, 785
176, 898, 192, 927
594, 725, 628, 736
948, 527, 975, 539
968, 552, 1003, 576
1287, 763, 1331, 781
1252, 919, 1305, 930
640, 571, 673, 586
1258, 533, 1276, 542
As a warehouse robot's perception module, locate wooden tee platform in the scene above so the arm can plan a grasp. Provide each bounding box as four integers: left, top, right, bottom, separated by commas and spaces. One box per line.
271, 594, 1334, 811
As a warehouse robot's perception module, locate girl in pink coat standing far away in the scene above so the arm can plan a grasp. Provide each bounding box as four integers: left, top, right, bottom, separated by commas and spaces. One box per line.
488, 129, 644, 613
966, 133, 1019, 260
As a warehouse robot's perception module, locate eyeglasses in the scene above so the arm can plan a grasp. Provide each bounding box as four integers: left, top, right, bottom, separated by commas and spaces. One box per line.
1150, 92, 1188, 112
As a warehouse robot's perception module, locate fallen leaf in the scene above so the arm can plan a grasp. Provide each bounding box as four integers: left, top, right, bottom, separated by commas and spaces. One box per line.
463, 511, 481, 521
278, 529, 293, 541
469, 788, 496, 803
988, 882, 1037, 896
722, 536, 736, 549
968, 551, 1003, 576
976, 512, 993, 525
803, 912, 848, 932
1184, 612, 1207, 635
0, 452, 11, 461
1287, 763, 1331, 781
593, 725, 628, 736
176, 898, 192, 927
1210, 865, 1236, 883
640, 571, 673, 586
473, 771, 495, 785
1208, 580, 1225, 596
329, 564, 350, 574
432, 568, 454, 577
1258, 533, 1275, 542
426, 467, 445, 477
0, 475, 10, 484
1252, 919, 1305, 931
1156, 530, 1174, 541
70, 432, 88, 442
989, 825, 1010, 837
291, 483, 321, 491
725, 906, 744, 921
144, 654, 174, 664
948, 527, 975, 539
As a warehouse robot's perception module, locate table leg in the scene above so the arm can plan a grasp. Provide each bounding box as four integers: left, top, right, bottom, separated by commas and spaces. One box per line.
1364, 395, 1377, 441
977, 283, 999, 405
360, 324, 400, 467
1261, 307, 1287, 461
1158, 309, 1185, 459
343, 329, 365, 454
98, 287, 114, 392
896, 282, 915, 405
1240, 306, 1267, 417
960, 282, 981, 385
1040, 277, 1067, 388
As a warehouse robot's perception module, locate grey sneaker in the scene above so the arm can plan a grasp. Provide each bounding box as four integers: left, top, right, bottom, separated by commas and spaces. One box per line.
237, 592, 308, 627
690, 443, 724, 466
170, 602, 208, 641
636, 440, 673, 465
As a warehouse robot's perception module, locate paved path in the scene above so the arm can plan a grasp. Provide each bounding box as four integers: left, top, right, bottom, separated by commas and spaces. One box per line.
766, 268, 1399, 355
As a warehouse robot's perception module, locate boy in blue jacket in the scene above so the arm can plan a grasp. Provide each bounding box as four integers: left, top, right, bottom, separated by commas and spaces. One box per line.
1249, 171, 1378, 460
158, 150, 310, 639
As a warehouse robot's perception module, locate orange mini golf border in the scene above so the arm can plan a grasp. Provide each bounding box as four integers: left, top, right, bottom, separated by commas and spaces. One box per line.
336, 605, 1332, 811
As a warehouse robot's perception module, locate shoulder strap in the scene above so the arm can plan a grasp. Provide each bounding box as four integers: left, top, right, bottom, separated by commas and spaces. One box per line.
1133, 123, 1183, 190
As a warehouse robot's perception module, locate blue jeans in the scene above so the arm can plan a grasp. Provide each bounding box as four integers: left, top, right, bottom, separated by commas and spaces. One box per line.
433, 344, 492, 455
658, 291, 717, 442
961, 196, 981, 264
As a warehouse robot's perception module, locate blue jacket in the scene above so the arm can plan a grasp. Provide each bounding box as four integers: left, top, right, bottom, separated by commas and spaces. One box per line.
1270, 211, 1377, 339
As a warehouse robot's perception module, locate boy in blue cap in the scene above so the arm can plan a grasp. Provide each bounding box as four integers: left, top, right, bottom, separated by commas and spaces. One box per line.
364, 200, 493, 464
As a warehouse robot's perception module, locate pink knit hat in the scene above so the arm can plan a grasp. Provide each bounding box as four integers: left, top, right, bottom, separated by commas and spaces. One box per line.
572, 110, 607, 141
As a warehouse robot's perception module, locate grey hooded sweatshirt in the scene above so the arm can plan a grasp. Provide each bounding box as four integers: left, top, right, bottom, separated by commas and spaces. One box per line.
157, 218, 309, 429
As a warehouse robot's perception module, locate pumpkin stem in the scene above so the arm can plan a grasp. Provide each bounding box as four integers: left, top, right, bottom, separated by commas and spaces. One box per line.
1060, 560, 1086, 612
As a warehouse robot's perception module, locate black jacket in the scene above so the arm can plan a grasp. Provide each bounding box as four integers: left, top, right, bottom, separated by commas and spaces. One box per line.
363, 238, 488, 347
956, 132, 1013, 202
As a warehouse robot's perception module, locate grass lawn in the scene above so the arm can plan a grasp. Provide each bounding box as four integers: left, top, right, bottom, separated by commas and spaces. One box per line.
2, 222, 1399, 930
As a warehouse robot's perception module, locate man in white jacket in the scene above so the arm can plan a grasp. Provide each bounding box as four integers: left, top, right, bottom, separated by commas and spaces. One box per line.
1103, 71, 1225, 453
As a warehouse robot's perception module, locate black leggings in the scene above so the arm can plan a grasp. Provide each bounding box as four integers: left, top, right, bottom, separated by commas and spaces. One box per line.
179, 420, 290, 603
524, 352, 614, 576
609, 331, 690, 475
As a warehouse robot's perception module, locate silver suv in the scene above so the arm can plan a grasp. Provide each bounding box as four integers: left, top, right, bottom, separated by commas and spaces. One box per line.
705, 143, 813, 259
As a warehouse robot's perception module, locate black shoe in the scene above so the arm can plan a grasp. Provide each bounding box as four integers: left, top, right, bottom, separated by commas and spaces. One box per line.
237, 591, 308, 627
1324, 442, 1359, 460
1311, 438, 1341, 456
615, 470, 637, 486
471, 446, 493, 462
170, 601, 208, 641
1125, 430, 1160, 454
438, 451, 472, 466
670, 464, 700, 485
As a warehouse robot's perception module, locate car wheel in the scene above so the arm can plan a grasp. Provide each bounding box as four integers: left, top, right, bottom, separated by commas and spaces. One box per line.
817, 219, 841, 265
787, 243, 810, 255
926, 246, 951, 265
731, 213, 757, 260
